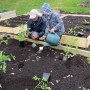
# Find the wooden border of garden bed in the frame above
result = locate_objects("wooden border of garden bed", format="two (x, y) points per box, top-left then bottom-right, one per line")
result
(0, 10), (16, 21)
(60, 14), (90, 48)
(0, 25), (27, 34)
(60, 35), (90, 48)
(9, 35), (90, 57)
(0, 14), (90, 48)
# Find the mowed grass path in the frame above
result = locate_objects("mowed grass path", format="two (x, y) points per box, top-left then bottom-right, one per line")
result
(0, 0), (90, 15)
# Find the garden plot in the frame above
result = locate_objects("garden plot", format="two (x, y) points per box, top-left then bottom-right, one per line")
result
(0, 39), (90, 90)
(0, 15), (29, 34)
(61, 15), (90, 48)
(0, 14), (90, 48)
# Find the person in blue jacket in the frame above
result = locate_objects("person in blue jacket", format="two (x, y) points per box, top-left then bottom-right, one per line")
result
(40, 3), (65, 40)
(27, 9), (46, 40)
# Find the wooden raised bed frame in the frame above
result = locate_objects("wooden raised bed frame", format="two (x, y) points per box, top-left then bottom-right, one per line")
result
(0, 25), (27, 34)
(0, 10), (16, 21)
(61, 35), (90, 48)
(0, 14), (90, 48)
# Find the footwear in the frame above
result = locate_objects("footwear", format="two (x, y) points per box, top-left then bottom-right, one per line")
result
(37, 46), (44, 53)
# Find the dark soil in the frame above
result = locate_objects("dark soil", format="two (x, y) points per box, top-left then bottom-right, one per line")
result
(0, 15), (29, 27)
(62, 16), (90, 37)
(0, 39), (90, 90)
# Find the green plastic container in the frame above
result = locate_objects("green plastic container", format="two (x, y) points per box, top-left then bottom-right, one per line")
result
(45, 33), (60, 46)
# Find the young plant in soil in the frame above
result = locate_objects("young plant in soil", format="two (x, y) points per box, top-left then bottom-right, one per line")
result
(68, 26), (86, 37)
(68, 28), (77, 36)
(63, 38), (78, 61)
(4, 20), (10, 25)
(18, 24), (26, 47)
(83, 87), (87, 90)
(86, 54), (90, 64)
(32, 75), (51, 90)
(0, 52), (16, 73)
(0, 35), (10, 45)
(82, 19), (90, 25)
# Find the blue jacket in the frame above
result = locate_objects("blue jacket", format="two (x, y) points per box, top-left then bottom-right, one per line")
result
(27, 16), (46, 37)
(41, 3), (65, 36)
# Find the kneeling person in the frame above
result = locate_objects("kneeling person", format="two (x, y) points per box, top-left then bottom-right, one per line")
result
(27, 9), (46, 40)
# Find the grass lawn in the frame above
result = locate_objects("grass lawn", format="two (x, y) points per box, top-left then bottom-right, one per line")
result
(0, 0), (90, 15)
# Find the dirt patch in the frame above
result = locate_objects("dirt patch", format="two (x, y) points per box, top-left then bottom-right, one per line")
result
(0, 39), (90, 90)
(0, 15), (29, 27)
(62, 16), (90, 38)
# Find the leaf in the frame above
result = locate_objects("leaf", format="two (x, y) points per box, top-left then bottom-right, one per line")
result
(83, 87), (87, 90)
(46, 87), (51, 90)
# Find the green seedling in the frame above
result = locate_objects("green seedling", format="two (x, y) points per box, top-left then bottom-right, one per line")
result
(68, 28), (77, 36)
(82, 19), (90, 25)
(4, 20), (10, 25)
(74, 26), (84, 30)
(83, 87), (87, 90)
(0, 35), (10, 45)
(63, 38), (78, 61)
(18, 31), (25, 41)
(18, 24), (26, 41)
(86, 54), (90, 64)
(0, 52), (16, 73)
(32, 75), (51, 90)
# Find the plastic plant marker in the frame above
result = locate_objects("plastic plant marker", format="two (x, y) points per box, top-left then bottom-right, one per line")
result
(31, 43), (37, 48)
(62, 56), (68, 62)
(77, 32), (84, 37)
(42, 73), (51, 82)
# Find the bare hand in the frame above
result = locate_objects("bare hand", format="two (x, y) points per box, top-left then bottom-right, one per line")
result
(50, 28), (55, 33)
(39, 35), (46, 40)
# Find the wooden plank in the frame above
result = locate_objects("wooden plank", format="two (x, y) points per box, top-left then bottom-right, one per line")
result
(60, 14), (90, 17)
(87, 35), (90, 46)
(0, 25), (27, 34)
(0, 10), (16, 21)
(61, 35), (89, 48)
(10, 35), (90, 57)
(0, 26), (19, 34)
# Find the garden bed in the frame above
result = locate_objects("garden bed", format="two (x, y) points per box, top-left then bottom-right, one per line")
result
(0, 39), (90, 90)
(61, 15), (90, 48)
(0, 14), (90, 48)
(0, 15), (29, 34)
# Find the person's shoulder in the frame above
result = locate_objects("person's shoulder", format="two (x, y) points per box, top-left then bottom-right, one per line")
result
(28, 18), (31, 22)
(52, 12), (60, 17)
(27, 18), (32, 24)
(41, 16), (47, 22)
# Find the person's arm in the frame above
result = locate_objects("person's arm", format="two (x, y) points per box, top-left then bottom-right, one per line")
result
(26, 20), (32, 37)
(38, 18), (46, 37)
(53, 14), (64, 32)
(27, 19), (32, 31)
